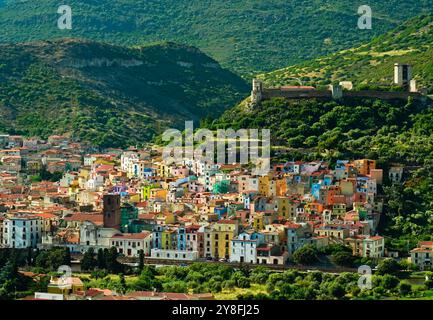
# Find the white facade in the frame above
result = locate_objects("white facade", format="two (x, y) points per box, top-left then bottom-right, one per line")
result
(2, 216), (43, 248)
(367, 179), (377, 195)
(83, 155), (97, 166)
(85, 175), (104, 190)
(185, 231), (199, 252)
(248, 177), (259, 192)
(230, 233), (257, 264)
(120, 152), (139, 173)
(110, 232), (152, 257)
(151, 248), (198, 261)
(79, 221), (118, 251)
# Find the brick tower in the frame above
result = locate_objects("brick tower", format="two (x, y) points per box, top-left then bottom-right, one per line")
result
(103, 194), (121, 230)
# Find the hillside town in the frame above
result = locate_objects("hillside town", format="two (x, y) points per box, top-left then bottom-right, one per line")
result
(0, 133), (393, 263)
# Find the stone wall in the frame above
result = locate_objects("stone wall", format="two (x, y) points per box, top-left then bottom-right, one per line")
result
(262, 89), (331, 100)
(259, 89), (426, 102)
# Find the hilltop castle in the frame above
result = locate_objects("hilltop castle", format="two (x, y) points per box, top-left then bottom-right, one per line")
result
(251, 63), (424, 107)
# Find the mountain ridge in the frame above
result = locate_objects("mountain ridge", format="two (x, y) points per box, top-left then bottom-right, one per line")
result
(260, 14), (433, 93)
(209, 14), (433, 165)
(1, 0), (433, 76)
(0, 38), (249, 147)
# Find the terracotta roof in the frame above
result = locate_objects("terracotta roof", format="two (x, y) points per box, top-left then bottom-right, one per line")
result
(63, 213), (103, 224)
(138, 214), (155, 220)
(411, 247), (433, 253)
(100, 296), (136, 300)
(217, 220), (237, 224)
(111, 232), (151, 240)
(34, 213), (57, 219)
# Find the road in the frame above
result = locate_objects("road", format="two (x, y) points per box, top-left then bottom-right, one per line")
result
(139, 257), (358, 274)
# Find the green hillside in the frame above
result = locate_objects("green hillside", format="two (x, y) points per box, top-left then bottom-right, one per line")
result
(210, 95), (433, 245)
(1, 0), (433, 76)
(260, 14), (433, 92)
(210, 15), (433, 162)
(0, 38), (248, 147)
(211, 97), (432, 164)
(208, 15), (433, 245)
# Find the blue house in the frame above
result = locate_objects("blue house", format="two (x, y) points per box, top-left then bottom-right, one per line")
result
(152, 225), (165, 249)
(214, 206), (228, 219)
(177, 227), (187, 251)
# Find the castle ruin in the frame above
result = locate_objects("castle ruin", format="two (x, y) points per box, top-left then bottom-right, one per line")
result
(250, 63), (424, 107)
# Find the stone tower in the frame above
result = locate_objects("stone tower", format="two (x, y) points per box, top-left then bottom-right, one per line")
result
(251, 79), (263, 105)
(103, 193), (121, 230)
(394, 63), (412, 87)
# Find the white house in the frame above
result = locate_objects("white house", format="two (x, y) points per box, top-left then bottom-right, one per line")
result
(83, 155), (97, 166)
(2, 215), (43, 248)
(230, 232), (257, 264)
(150, 248), (198, 261)
(120, 151), (139, 173)
(110, 232), (152, 257)
(78, 221), (118, 252)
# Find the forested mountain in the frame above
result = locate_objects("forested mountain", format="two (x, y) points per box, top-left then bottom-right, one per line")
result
(209, 14), (433, 248)
(0, 0), (432, 76)
(0, 38), (248, 147)
(261, 14), (433, 93)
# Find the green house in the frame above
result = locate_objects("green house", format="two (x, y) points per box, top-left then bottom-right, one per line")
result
(120, 203), (138, 232)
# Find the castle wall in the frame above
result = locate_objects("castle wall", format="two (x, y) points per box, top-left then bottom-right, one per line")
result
(262, 89), (331, 100)
(259, 89), (424, 102)
(344, 90), (422, 100)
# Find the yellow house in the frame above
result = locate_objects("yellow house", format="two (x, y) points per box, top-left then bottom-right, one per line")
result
(333, 203), (347, 216)
(95, 158), (116, 166)
(141, 184), (158, 200)
(76, 190), (98, 207)
(274, 197), (291, 218)
(163, 212), (176, 224)
(339, 180), (354, 196)
(275, 178), (287, 196)
(47, 277), (85, 296)
(252, 212), (265, 231)
(316, 226), (350, 239)
(161, 228), (177, 249)
(273, 197), (299, 219)
(150, 188), (168, 200)
(258, 175), (270, 196)
(68, 180), (80, 196)
(77, 168), (90, 188)
(158, 163), (169, 177)
(129, 193), (141, 203)
(27, 160), (42, 172)
(353, 159), (376, 176)
(210, 220), (239, 259)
